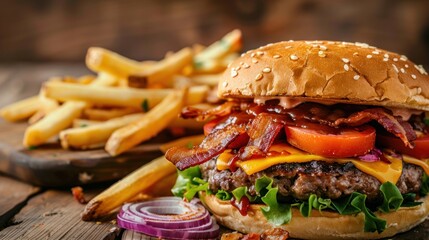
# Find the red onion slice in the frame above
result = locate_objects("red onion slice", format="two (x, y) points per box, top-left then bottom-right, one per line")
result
(117, 197), (219, 240)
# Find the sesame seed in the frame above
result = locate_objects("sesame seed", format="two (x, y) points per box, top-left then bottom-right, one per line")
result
(257, 51), (264, 56)
(266, 43), (274, 47)
(231, 70), (238, 78)
(262, 67), (272, 73)
(344, 64), (350, 71)
(251, 53), (256, 58)
(273, 55), (281, 59)
(255, 73), (263, 81)
(239, 62), (244, 66)
(320, 45), (327, 50)
(383, 58), (388, 62)
(290, 54), (298, 61)
(356, 42), (369, 48)
(227, 63), (232, 68)
(392, 64), (399, 73)
(240, 53), (245, 57)
(285, 46), (292, 49)
(243, 63), (250, 69)
(372, 51), (380, 55)
(342, 58), (350, 63)
(236, 66), (242, 71)
(318, 51), (326, 57)
(415, 65), (428, 75)
(384, 53), (389, 58)
(400, 55), (408, 61)
(288, 40), (294, 42)
(393, 58), (398, 62)
(405, 64), (409, 68)
(353, 75), (360, 80)
(353, 52), (359, 56)
(367, 55), (373, 59)
(400, 68), (405, 73)
(411, 74), (417, 79)
(222, 81), (228, 87)
(327, 41), (335, 45)
(252, 59), (258, 64)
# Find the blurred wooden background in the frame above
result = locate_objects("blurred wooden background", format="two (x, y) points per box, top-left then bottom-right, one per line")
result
(0, 0), (428, 65)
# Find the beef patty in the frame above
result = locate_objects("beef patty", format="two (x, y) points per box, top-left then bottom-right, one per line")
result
(201, 159), (423, 203)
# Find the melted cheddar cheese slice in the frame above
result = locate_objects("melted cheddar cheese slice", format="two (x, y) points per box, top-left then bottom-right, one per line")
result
(402, 155), (429, 175)
(216, 144), (406, 184)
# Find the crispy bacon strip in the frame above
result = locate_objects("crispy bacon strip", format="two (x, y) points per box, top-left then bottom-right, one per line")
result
(166, 124), (245, 170)
(181, 101), (241, 121)
(334, 108), (416, 147)
(247, 113), (285, 152)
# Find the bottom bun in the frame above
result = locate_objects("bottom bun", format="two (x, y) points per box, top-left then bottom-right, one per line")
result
(201, 193), (429, 239)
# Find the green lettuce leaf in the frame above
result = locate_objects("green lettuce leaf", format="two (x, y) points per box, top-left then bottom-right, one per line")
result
(379, 181), (403, 213)
(171, 166), (209, 201)
(255, 176), (292, 225)
(401, 193), (423, 207)
(299, 194), (334, 217)
(183, 177), (209, 201)
(215, 190), (232, 201)
(350, 194), (387, 233)
(255, 175), (274, 196)
(332, 192), (362, 215)
(231, 186), (257, 202)
(261, 187), (292, 226)
(231, 187), (247, 202)
(332, 192), (387, 233)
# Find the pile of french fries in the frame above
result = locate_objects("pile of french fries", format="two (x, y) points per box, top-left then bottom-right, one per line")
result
(0, 29), (242, 157)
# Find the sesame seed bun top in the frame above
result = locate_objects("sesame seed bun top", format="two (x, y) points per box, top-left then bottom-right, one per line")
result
(218, 41), (429, 111)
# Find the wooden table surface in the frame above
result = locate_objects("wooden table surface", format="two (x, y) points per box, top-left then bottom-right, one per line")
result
(0, 64), (428, 240)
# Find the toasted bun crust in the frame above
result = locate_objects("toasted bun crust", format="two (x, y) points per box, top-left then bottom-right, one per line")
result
(218, 41), (429, 111)
(202, 193), (429, 239)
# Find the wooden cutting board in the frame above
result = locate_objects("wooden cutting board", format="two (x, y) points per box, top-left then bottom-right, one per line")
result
(0, 121), (175, 187)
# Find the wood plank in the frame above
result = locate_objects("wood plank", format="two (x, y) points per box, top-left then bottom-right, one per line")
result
(0, 175), (39, 217)
(0, 188), (116, 239)
(0, 121), (170, 187)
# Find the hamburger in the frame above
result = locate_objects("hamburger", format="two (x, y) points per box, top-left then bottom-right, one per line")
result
(166, 40), (429, 239)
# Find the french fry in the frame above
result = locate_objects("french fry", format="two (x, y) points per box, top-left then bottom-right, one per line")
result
(159, 134), (205, 153)
(106, 90), (185, 156)
(190, 73), (222, 86)
(81, 156), (176, 221)
(60, 113), (145, 149)
(0, 96), (40, 122)
(39, 88), (59, 114)
(193, 29), (242, 72)
(23, 74), (118, 147)
(128, 47), (193, 87)
(43, 81), (208, 109)
(83, 107), (140, 121)
(86, 47), (150, 78)
(27, 82), (61, 125)
(28, 110), (45, 125)
(192, 59), (226, 74)
(24, 101), (86, 147)
(72, 119), (101, 128)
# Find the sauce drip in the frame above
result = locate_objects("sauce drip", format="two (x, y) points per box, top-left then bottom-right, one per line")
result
(230, 196), (250, 216)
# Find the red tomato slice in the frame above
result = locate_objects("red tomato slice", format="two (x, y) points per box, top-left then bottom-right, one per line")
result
(377, 133), (429, 159)
(285, 125), (376, 158)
